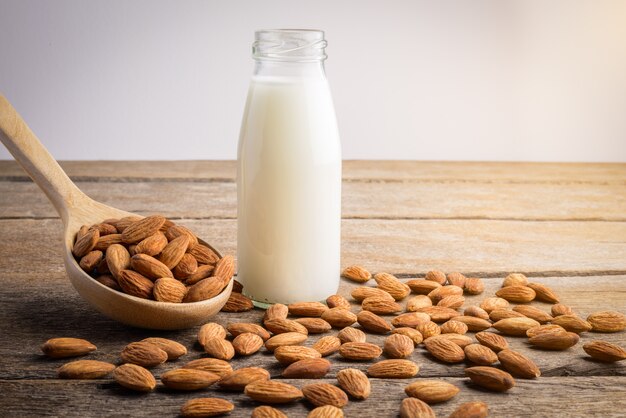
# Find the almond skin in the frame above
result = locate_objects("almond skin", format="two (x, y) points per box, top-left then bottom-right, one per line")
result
(312, 336), (342, 357)
(244, 380), (304, 404)
(180, 398), (234, 418)
(357, 310), (392, 334)
(583, 341), (626, 362)
(265, 332), (308, 352)
(288, 301), (329, 317)
(58, 360), (115, 379)
(337, 326), (367, 343)
(367, 359), (419, 378)
(221, 292), (254, 312)
(153, 277), (187, 303)
(497, 349), (541, 378)
(232, 332), (264, 356)
(341, 265), (372, 283)
(219, 367), (270, 391)
(282, 358), (331, 378)
(130, 253), (174, 279)
(113, 363), (156, 392)
(41, 338), (97, 358)
(465, 366), (515, 392)
(449, 401), (489, 418)
(183, 358), (232, 377)
(587, 311), (626, 332)
(529, 331), (580, 350)
(295, 318), (332, 334)
(251, 406), (288, 418)
(141, 337), (187, 360)
(161, 368), (220, 390)
(197, 323), (227, 347)
(274, 345), (322, 365)
(336, 368), (371, 400)
(400, 398), (436, 418)
(492, 317), (540, 336)
(227, 323), (271, 341)
(302, 383), (349, 408)
(475, 331), (509, 352)
(339, 342), (383, 360)
(383, 334), (415, 358)
(423, 337), (465, 363)
(374, 272), (411, 300)
(404, 380), (460, 404)
(121, 215), (166, 244)
(120, 341), (168, 368)
(464, 343), (498, 366)
(204, 338), (235, 360)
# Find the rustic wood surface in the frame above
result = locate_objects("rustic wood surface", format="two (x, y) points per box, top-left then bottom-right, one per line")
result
(0, 160), (625, 417)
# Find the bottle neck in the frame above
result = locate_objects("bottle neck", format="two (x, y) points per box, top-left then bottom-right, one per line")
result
(253, 60), (326, 80)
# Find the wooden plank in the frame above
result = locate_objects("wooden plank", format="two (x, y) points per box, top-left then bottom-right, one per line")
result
(1, 376), (625, 417)
(2, 179), (625, 221)
(2, 218), (625, 276)
(1, 160), (625, 183)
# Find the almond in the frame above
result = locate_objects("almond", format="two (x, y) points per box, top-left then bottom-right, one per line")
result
(495, 285), (536, 303)
(341, 265), (372, 283)
(551, 314), (593, 333)
(475, 331), (508, 352)
(502, 273), (528, 287)
(489, 308), (525, 322)
(414, 306), (460, 322)
(512, 305), (554, 323)
(336, 368), (370, 400)
(141, 337), (187, 360)
(326, 294), (351, 310)
(113, 216), (142, 233)
(244, 380), (304, 404)
(96, 258), (111, 275)
(188, 244), (220, 265)
(404, 380), (460, 404)
(184, 276), (228, 303)
(264, 318), (309, 335)
(221, 292), (254, 312)
(204, 338), (235, 360)
(463, 277), (485, 295)
(227, 323), (271, 341)
(440, 320), (468, 335)
(172, 253), (199, 279)
(158, 235), (190, 269)
(232, 332), (264, 356)
(447, 272), (467, 287)
(58, 360), (115, 379)
(454, 315), (492, 332)
(308, 406), (344, 418)
(302, 383), (348, 408)
(198, 323), (227, 347)
(357, 310), (392, 334)
(113, 363), (156, 392)
(93, 233), (124, 251)
(432, 333), (473, 348)
(465, 366), (515, 392)
(134, 232), (168, 256)
(368, 359), (419, 378)
(362, 296), (402, 314)
(428, 285), (463, 303)
(161, 368), (220, 390)
(392, 328), (424, 345)
(437, 295), (465, 309)
(526, 324), (567, 338)
(423, 337), (465, 363)
(130, 253), (173, 279)
(464, 306), (490, 320)
(400, 398), (435, 418)
(264, 303), (289, 321)
(72, 228), (99, 258)
(265, 332), (308, 352)
(351, 286), (395, 302)
(425, 270), (447, 285)
(213, 255), (235, 282)
(480, 297), (509, 313)
(312, 336), (342, 357)
(527, 282), (560, 303)
(384, 334), (415, 358)
(551, 303), (574, 317)
(117, 269), (154, 299)
(464, 343), (498, 366)
(232, 279), (243, 292)
(121, 215), (166, 244)
(219, 367), (270, 391)
(391, 312), (431, 328)
(183, 358), (232, 377)
(165, 225), (198, 249)
(374, 272), (411, 300)
(406, 295), (433, 311)
(274, 345), (321, 365)
(295, 318), (332, 334)
(288, 301), (329, 317)
(251, 406), (288, 418)
(337, 326), (367, 343)
(181, 398), (234, 417)
(41, 338), (97, 358)
(587, 311), (626, 332)
(120, 341), (167, 367)
(282, 358), (331, 378)
(105, 244), (130, 279)
(321, 308), (358, 328)
(583, 341), (626, 362)
(417, 321), (441, 339)
(449, 402), (489, 418)
(497, 349), (541, 378)
(528, 331), (580, 350)
(79, 250), (102, 272)
(493, 317), (540, 336)
(339, 342), (382, 360)
(153, 277), (187, 303)
(185, 264), (215, 285)
(76, 224), (90, 241)
(406, 279), (442, 295)
(95, 274), (120, 291)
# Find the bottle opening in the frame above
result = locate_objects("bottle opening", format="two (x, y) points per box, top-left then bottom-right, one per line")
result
(253, 29), (327, 62)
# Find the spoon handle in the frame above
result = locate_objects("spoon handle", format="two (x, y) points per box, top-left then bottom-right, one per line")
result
(0, 93), (86, 222)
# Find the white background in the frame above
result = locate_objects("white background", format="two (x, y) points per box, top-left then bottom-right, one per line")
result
(1, 0), (625, 162)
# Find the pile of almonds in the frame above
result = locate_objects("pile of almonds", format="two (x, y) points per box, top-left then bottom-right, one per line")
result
(41, 267), (626, 417)
(72, 215), (234, 303)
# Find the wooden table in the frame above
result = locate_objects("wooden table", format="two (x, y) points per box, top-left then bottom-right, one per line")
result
(0, 160), (625, 417)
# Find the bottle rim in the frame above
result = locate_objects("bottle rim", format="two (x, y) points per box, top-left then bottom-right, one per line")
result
(253, 29), (327, 62)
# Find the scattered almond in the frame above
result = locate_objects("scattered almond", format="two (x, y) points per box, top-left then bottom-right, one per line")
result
(227, 322), (271, 341)
(204, 338), (235, 360)
(295, 318), (332, 334)
(337, 368), (371, 400)
(288, 301), (329, 317)
(312, 336), (342, 357)
(512, 305), (554, 324)
(302, 383), (349, 408)
(221, 292), (254, 312)
(587, 311), (626, 333)
(368, 359), (419, 378)
(251, 406), (288, 418)
(425, 270), (447, 285)
(475, 331), (509, 352)
(282, 358), (331, 379)
(492, 317), (540, 336)
(465, 366), (515, 392)
(480, 297), (509, 313)
(392, 328), (424, 345)
(161, 368), (220, 390)
(448, 316), (491, 332)
(339, 342), (382, 361)
(404, 380), (460, 404)
(342, 265), (372, 283)
(264, 318), (309, 335)
(180, 398), (234, 417)
(308, 405), (344, 418)
(57, 360), (115, 379)
(463, 277), (485, 295)
(120, 341), (168, 368)
(338, 326), (367, 343)
(583, 341), (626, 362)
(41, 338), (97, 358)
(351, 286), (395, 302)
(113, 363), (156, 392)
(464, 343), (498, 366)
(423, 337), (465, 363)
(362, 296), (402, 314)
(374, 272), (411, 300)
(526, 324), (567, 338)
(526, 282), (559, 303)
(383, 334), (415, 358)
(232, 332), (264, 356)
(551, 303), (574, 317)
(400, 398), (435, 418)
(357, 310), (392, 334)
(321, 308), (358, 328)
(326, 294), (351, 310)
(406, 295), (433, 311)
(502, 273), (528, 287)
(497, 349), (541, 378)
(141, 337), (187, 360)
(464, 305), (490, 320)
(447, 272), (467, 287)
(528, 331), (580, 350)
(274, 345), (322, 365)
(449, 401), (489, 418)
(265, 332), (308, 352)
(219, 367), (270, 391)
(551, 314), (593, 333)
(406, 279), (442, 295)
(183, 358), (232, 377)
(391, 312), (431, 328)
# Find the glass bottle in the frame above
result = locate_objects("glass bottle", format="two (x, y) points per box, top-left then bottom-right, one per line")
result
(237, 29), (342, 306)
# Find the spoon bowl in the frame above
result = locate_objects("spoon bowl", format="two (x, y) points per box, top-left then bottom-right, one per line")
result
(0, 94), (232, 329)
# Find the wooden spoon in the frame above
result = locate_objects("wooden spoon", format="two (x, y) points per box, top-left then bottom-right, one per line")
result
(0, 94), (232, 329)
